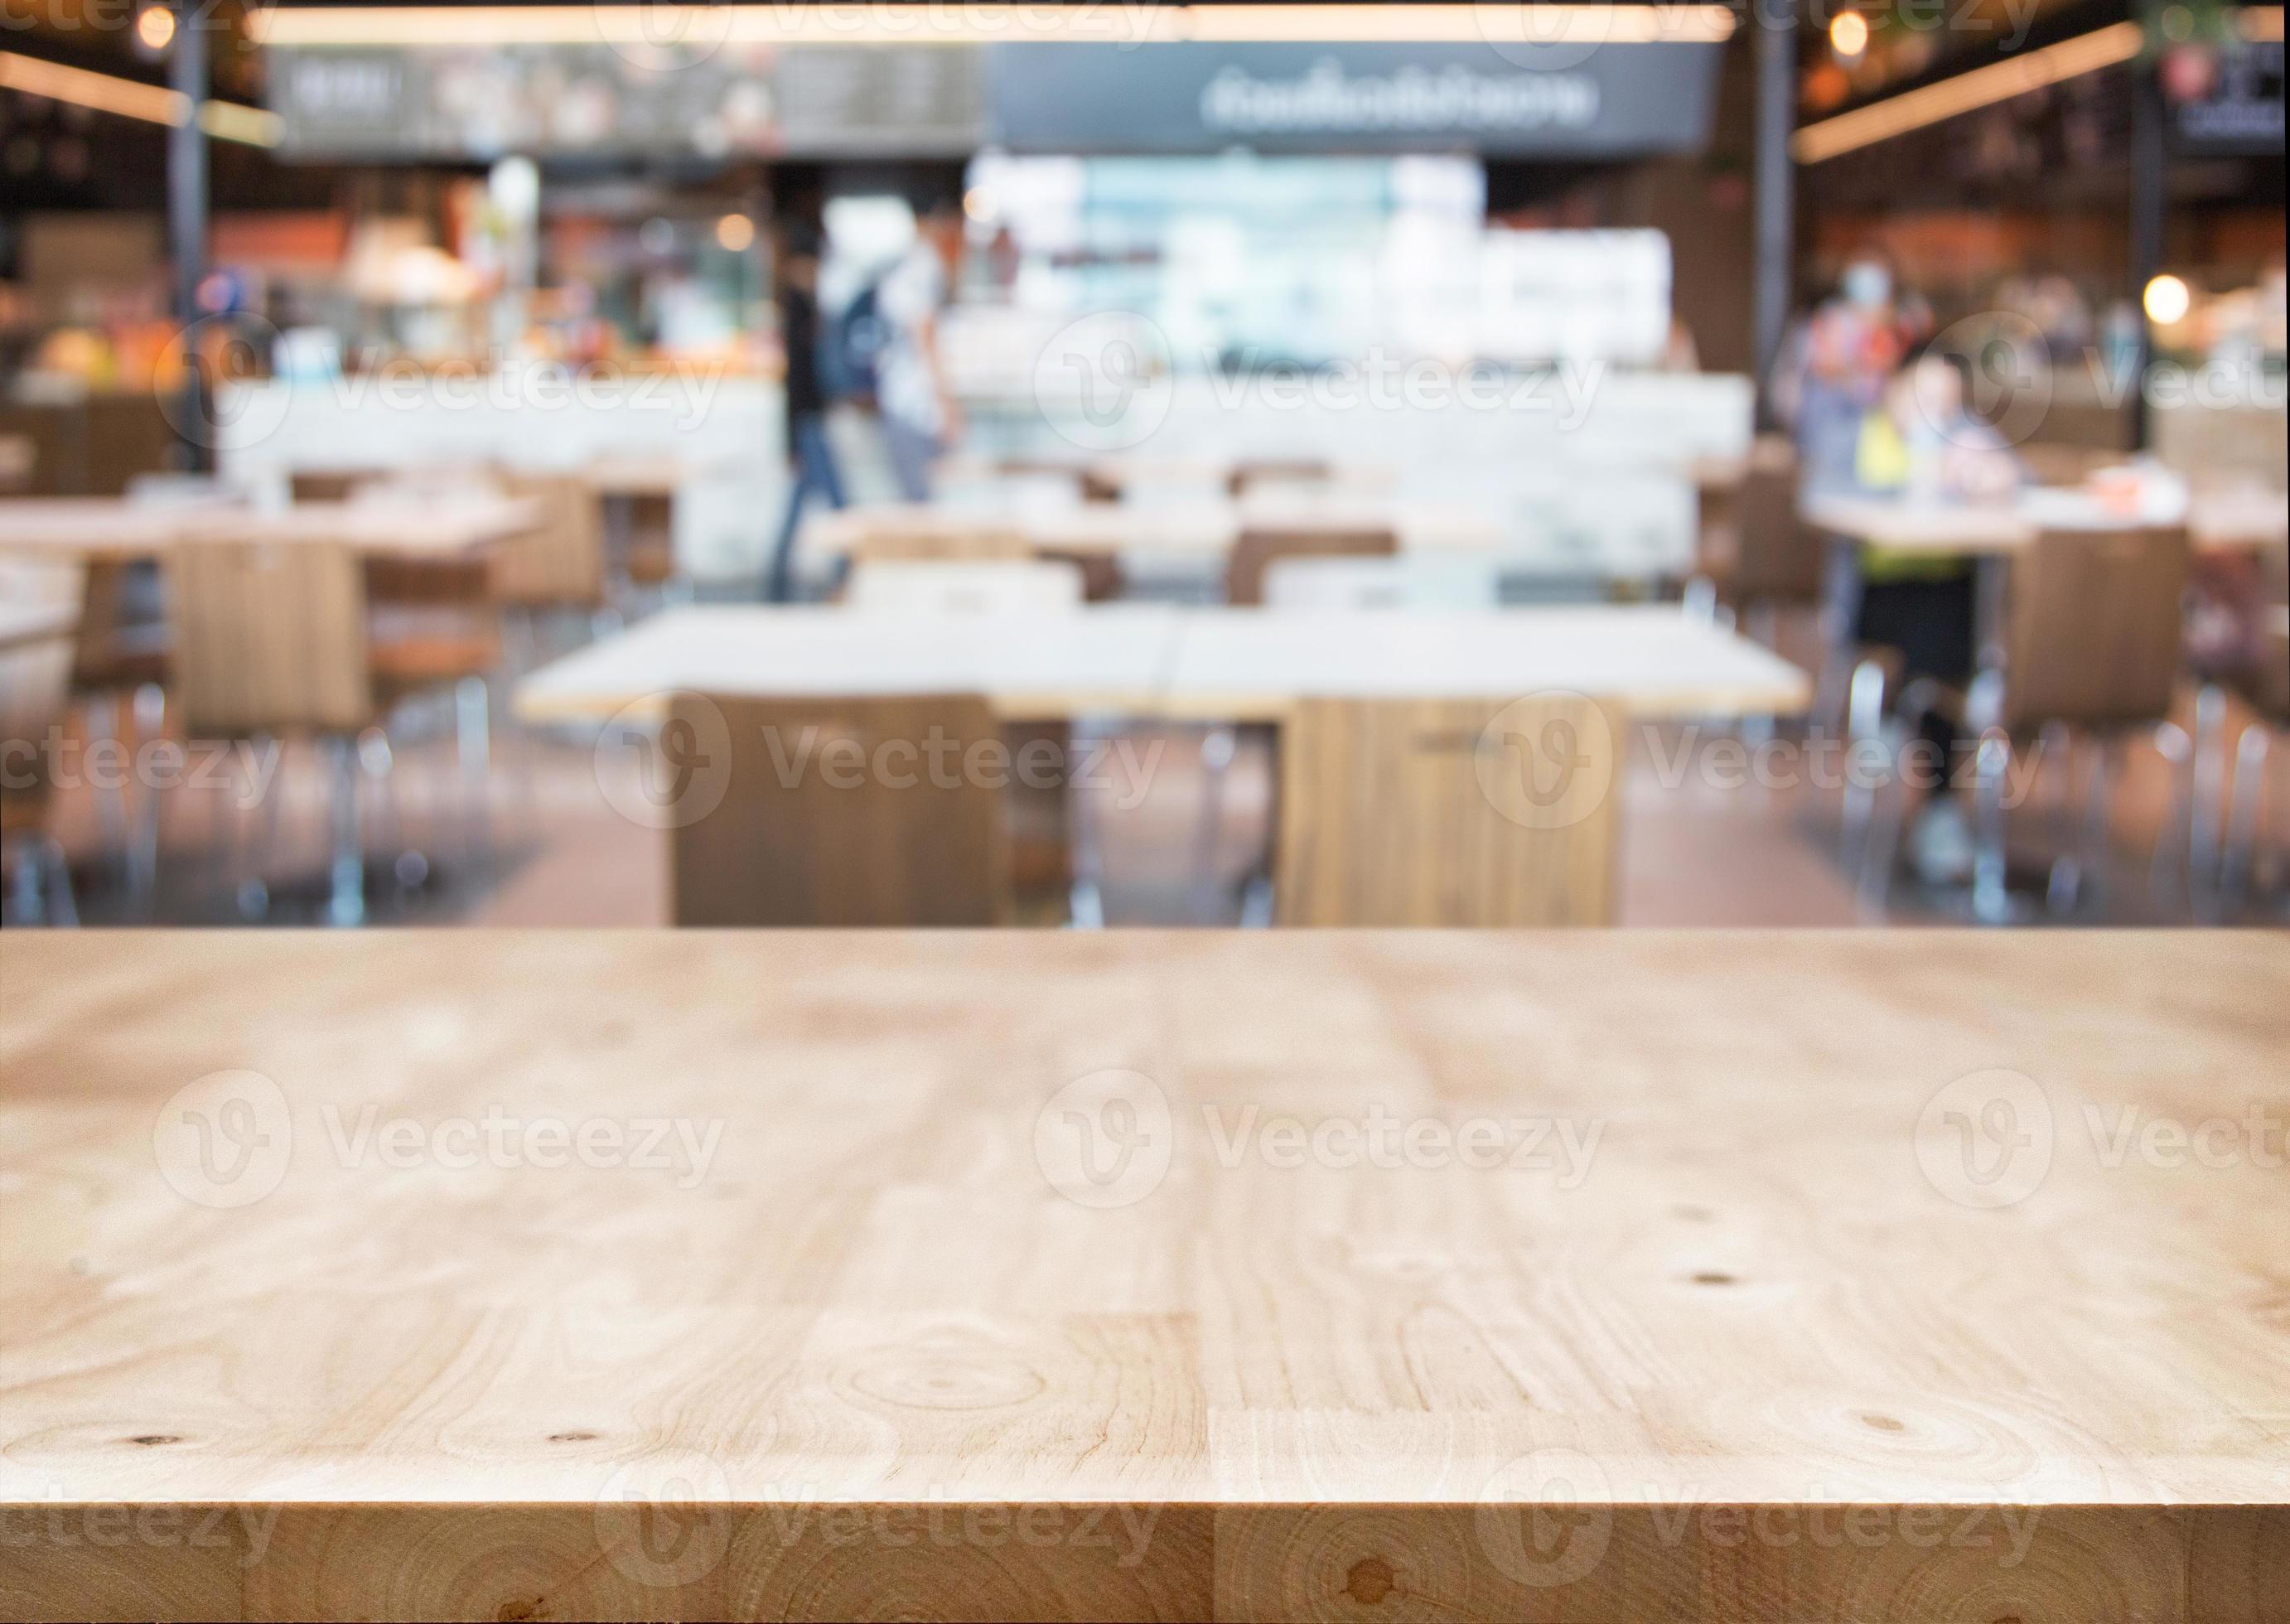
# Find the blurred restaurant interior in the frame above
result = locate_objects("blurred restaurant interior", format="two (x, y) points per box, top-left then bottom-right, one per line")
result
(5, 6), (2289, 1622)
(0, 0), (2283, 931)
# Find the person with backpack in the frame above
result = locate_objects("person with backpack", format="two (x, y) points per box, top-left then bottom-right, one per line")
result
(872, 191), (966, 502)
(765, 176), (846, 603)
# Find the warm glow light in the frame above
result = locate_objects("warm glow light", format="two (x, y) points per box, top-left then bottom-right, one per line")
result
(249, 3), (1736, 47)
(0, 51), (281, 145)
(2143, 273), (2192, 326)
(135, 4), (176, 51)
(1829, 11), (1868, 58)
(1794, 23), (2142, 163)
(714, 213), (756, 252)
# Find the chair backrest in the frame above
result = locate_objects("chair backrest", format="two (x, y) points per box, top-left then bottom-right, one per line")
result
(1228, 458), (1331, 499)
(2001, 525), (2189, 732)
(846, 559), (1086, 614)
(0, 559), (85, 785)
(1730, 442), (1823, 604)
(1227, 526), (1396, 607)
(1276, 694), (1621, 926)
(1263, 553), (1500, 611)
(669, 692), (1011, 926)
(168, 537), (372, 736)
(848, 521), (1033, 566)
(490, 471), (607, 608)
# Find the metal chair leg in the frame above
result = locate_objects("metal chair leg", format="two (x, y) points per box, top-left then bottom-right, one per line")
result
(1839, 657), (1888, 872)
(2149, 721), (2196, 919)
(456, 674), (495, 877)
(325, 733), (366, 928)
(1188, 724), (1237, 925)
(1971, 727), (2012, 925)
(2219, 723), (2272, 910)
(2189, 683), (2229, 911)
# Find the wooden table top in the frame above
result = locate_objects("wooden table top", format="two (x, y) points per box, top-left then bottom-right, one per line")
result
(511, 605), (1811, 727)
(1803, 489), (2288, 556)
(0, 496), (542, 562)
(3, 929), (2283, 1622)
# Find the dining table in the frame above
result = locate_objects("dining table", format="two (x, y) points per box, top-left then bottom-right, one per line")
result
(510, 604), (1814, 727)
(2, 926), (2283, 1622)
(0, 495), (545, 564)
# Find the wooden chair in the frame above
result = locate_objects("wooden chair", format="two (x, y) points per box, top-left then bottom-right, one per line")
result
(1226, 526), (1396, 607)
(486, 473), (606, 614)
(1228, 458), (1331, 499)
(845, 559), (1085, 614)
(847, 523), (1033, 567)
(1262, 553), (1500, 611)
(1959, 525), (2192, 920)
(669, 693), (1012, 926)
(1727, 440), (1824, 640)
(1274, 694), (1622, 926)
(1, 558), (86, 922)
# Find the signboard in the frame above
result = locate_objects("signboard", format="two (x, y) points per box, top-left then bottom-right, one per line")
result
(2175, 41), (2285, 154)
(986, 41), (1722, 157)
(268, 39), (1719, 161)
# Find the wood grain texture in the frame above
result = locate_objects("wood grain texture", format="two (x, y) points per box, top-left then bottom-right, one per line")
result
(1999, 526), (2189, 733)
(669, 693), (1012, 926)
(3, 930), (2284, 1622)
(167, 538), (372, 736)
(1275, 696), (1621, 926)
(0, 497), (540, 563)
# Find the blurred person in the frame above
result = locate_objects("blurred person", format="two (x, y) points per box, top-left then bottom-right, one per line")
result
(1853, 345), (2024, 887)
(1778, 251), (1930, 491)
(874, 192), (965, 502)
(766, 175), (846, 604)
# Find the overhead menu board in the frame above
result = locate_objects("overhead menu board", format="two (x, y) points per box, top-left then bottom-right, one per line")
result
(268, 40), (1720, 161)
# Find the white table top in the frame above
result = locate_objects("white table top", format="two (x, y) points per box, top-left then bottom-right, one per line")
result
(0, 496), (541, 561)
(0, 599), (77, 655)
(1804, 488), (2287, 555)
(1158, 607), (1812, 722)
(514, 605), (1811, 725)
(515, 605), (1185, 725)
